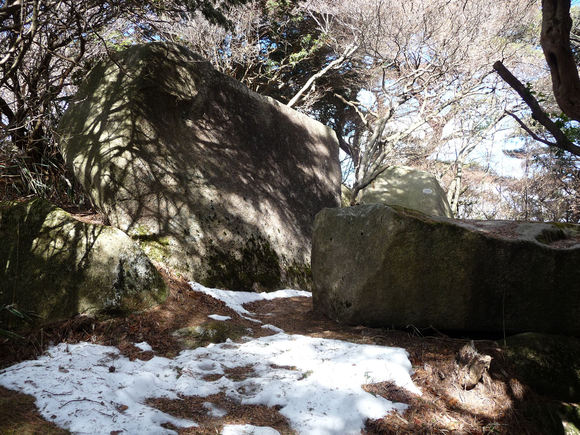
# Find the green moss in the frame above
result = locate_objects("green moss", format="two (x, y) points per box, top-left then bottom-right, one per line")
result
(284, 262), (312, 290)
(129, 225), (151, 237)
(172, 320), (247, 349)
(0, 199), (167, 331)
(536, 227), (568, 244)
(134, 236), (171, 263)
(554, 222), (580, 239)
(129, 225), (175, 264)
(0, 199), (79, 327)
(203, 234), (281, 291)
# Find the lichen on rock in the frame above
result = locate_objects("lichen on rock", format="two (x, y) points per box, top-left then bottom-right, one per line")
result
(0, 198), (167, 329)
(312, 204), (580, 335)
(58, 42), (341, 292)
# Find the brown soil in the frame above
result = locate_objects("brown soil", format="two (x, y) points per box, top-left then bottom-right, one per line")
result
(0, 269), (564, 434)
(0, 386), (68, 435)
(148, 393), (295, 434)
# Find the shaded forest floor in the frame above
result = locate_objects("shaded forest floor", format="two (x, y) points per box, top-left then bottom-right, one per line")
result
(0, 270), (576, 434)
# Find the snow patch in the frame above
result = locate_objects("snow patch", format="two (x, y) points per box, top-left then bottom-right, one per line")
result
(0, 342), (195, 434)
(261, 324), (284, 333)
(0, 333), (418, 434)
(222, 424), (280, 434)
(208, 314), (232, 321)
(134, 341), (153, 352)
(189, 282), (310, 320)
(203, 401), (227, 417)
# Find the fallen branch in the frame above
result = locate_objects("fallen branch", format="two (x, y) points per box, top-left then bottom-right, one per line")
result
(60, 397), (104, 408)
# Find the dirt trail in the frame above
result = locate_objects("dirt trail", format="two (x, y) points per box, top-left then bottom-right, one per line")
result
(0, 272), (560, 434)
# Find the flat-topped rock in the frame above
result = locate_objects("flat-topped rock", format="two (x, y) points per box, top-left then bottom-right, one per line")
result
(312, 204), (580, 335)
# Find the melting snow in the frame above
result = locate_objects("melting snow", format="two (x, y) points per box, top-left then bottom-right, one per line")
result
(261, 324), (284, 333)
(0, 286), (420, 434)
(134, 341), (153, 352)
(0, 334), (418, 434)
(222, 424), (281, 434)
(189, 282), (311, 319)
(208, 314), (232, 321)
(0, 342), (196, 434)
(203, 401), (227, 417)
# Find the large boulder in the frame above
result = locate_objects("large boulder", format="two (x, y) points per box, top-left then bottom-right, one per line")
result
(359, 166), (453, 218)
(0, 199), (167, 329)
(312, 204), (580, 335)
(58, 43), (340, 291)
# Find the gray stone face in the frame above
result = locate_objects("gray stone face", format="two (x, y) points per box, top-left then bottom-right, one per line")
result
(0, 199), (167, 329)
(58, 43), (340, 291)
(360, 166), (453, 218)
(312, 204), (580, 335)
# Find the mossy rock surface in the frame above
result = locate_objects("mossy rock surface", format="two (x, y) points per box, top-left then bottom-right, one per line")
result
(359, 166), (453, 217)
(503, 333), (580, 402)
(312, 204), (580, 335)
(58, 42), (341, 292)
(203, 234), (282, 292)
(0, 198), (167, 330)
(172, 320), (248, 349)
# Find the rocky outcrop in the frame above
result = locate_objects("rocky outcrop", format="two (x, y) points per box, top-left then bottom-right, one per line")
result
(312, 204), (580, 335)
(359, 166), (453, 217)
(0, 199), (166, 329)
(58, 43), (340, 291)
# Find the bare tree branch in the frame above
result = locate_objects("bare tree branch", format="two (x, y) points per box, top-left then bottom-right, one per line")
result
(503, 110), (557, 147)
(493, 60), (580, 156)
(287, 43), (358, 109)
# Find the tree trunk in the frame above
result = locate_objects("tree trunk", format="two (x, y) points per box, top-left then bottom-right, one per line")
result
(541, 0), (580, 122)
(447, 161), (463, 217)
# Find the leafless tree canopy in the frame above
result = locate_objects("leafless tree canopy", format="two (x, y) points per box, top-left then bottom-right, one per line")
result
(0, 0), (578, 221)
(0, 0), (248, 200)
